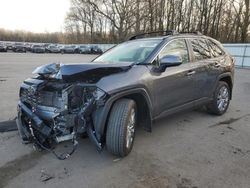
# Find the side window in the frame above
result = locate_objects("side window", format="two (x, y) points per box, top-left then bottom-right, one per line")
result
(158, 39), (189, 64)
(206, 39), (224, 58)
(190, 38), (211, 61)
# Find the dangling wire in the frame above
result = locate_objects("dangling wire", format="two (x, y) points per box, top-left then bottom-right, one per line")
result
(29, 119), (78, 160)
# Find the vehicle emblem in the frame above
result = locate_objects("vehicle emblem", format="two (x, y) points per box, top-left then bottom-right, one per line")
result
(28, 85), (36, 95)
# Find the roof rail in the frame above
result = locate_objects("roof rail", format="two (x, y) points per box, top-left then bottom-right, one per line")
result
(128, 30), (202, 40)
(128, 30), (178, 40)
(179, 31), (202, 35)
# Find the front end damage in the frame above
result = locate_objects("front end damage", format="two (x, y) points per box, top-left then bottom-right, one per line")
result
(16, 76), (107, 159)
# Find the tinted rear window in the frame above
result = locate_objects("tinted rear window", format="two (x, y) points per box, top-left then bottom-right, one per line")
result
(206, 39), (224, 57)
(190, 38), (211, 61)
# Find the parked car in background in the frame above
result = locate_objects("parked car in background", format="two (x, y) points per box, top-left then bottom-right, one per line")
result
(31, 44), (45, 53)
(25, 43), (33, 52)
(90, 45), (103, 54)
(5, 42), (14, 50)
(45, 44), (61, 53)
(79, 45), (91, 54)
(73, 45), (81, 53)
(12, 43), (26, 53)
(0, 43), (7, 52)
(60, 45), (76, 54)
(42, 43), (50, 50)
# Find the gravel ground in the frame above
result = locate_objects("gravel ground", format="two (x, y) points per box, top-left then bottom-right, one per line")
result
(0, 53), (250, 188)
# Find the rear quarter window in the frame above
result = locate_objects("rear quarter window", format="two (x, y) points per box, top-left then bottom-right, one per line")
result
(190, 38), (211, 61)
(206, 39), (225, 58)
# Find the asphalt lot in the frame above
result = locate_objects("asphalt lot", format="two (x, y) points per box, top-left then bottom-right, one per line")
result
(0, 53), (250, 188)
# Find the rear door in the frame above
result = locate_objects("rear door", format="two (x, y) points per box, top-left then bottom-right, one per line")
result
(187, 38), (214, 99)
(206, 39), (227, 90)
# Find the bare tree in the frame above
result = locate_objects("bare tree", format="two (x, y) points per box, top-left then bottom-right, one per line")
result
(1, 0), (249, 44)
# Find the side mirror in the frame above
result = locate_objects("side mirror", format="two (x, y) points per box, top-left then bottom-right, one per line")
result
(153, 55), (182, 72)
(160, 55), (182, 66)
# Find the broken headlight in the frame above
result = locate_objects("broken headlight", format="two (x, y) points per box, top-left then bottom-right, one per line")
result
(68, 85), (107, 112)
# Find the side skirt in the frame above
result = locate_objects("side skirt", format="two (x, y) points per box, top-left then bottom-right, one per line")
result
(153, 97), (212, 121)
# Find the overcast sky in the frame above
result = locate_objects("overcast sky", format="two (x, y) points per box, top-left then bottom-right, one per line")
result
(0, 0), (70, 33)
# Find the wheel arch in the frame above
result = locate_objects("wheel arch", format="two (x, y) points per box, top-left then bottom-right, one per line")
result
(218, 73), (233, 99)
(92, 88), (153, 142)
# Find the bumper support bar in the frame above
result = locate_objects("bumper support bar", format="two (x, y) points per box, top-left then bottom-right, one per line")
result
(17, 101), (52, 137)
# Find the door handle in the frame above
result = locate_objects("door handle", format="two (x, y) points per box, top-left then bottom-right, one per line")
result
(186, 70), (196, 76)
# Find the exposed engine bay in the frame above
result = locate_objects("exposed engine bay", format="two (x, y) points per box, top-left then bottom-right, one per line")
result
(16, 62), (132, 159)
(16, 64), (110, 159)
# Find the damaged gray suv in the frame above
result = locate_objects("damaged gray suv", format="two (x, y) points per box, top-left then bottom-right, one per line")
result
(16, 31), (234, 159)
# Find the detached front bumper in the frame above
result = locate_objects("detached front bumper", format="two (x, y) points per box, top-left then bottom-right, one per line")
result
(16, 101), (52, 143)
(16, 101), (80, 160)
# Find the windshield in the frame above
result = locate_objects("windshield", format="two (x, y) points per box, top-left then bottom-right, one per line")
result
(93, 39), (161, 64)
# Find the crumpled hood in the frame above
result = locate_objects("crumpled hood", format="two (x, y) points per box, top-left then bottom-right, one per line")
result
(33, 62), (132, 83)
(33, 63), (60, 75)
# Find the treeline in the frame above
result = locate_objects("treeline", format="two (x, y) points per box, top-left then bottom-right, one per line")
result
(1, 0), (249, 44)
(65, 0), (250, 43)
(0, 29), (61, 43)
(0, 28), (109, 44)
(0, 28), (85, 44)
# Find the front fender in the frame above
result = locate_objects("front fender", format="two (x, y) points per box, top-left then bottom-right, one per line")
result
(92, 88), (153, 142)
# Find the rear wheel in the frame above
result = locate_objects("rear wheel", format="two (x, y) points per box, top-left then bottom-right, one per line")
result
(106, 99), (137, 157)
(207, 81), (230, 115)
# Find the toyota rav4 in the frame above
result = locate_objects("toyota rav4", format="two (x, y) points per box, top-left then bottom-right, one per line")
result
(16, 31), (234, 159)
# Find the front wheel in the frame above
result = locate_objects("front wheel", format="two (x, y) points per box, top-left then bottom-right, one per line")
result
(106, 99), (137, 157)
(207, 81), (231, 115)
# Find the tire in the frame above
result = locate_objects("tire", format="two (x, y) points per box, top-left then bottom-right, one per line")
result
(106, 99), (137, 157)
(207, 81), (230, 115)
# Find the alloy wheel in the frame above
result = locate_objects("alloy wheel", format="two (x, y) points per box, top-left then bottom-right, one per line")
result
(126, 108), (136, 149)
(217, 86), (229, 112)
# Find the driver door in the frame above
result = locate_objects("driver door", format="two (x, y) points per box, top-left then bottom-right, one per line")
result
(151, 39), (198, 116)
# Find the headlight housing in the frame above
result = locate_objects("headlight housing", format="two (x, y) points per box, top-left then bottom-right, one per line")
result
(68, 85), (107, 112)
